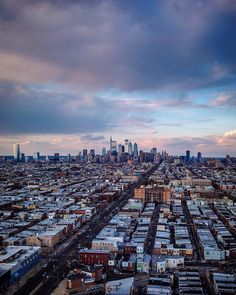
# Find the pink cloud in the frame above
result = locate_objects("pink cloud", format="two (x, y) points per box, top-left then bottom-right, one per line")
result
(1, 131), (236, 157)
(210, 93), (236, 107)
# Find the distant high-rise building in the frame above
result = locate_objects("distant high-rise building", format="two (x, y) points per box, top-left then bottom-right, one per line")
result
(54, 153), (59, 161)
(90, 149), (95, 158)
(118, 144), (123, 154)
(128, 142), (133, 155)
(151, 147), (157, 155)
(124, 139), (129, 153)
(110, 137), (117, 153)
(67, 154), (71, 162)
(117, 144), (123, 162)
(83, 149), (87, 157)
(76, 152), (81, 161)
(33, 152), (40, 160)
(197, 152), (202, 161)
(186, 150), (190, 162)
(133, 143), (138, 158)
(21, 153), (25, 163)
(139, 150), (145, 163)
(102, 147), (106, 156)
(13, 144), (21, 161)
(25, 156), (31, 162)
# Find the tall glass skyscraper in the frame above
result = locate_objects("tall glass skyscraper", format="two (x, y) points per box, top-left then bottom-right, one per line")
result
(13, 144), (20, 161)
(186, 150), (190, 162)
(133, 143), (138, 158)
(128, 142), (133, 155)
(124, 139), (129, 153)
(110, 137), (117, 153)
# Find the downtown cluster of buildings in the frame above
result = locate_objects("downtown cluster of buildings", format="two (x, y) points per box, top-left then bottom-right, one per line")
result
(7, 139), (163, 164)
(1, 139), (197, 165)
(1, 140), (208, 168)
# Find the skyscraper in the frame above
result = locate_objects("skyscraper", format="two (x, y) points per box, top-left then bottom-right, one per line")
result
(128, 142), (133, 155)
(33, 152), (40, 160)
(197, 152), (202, 162)
(186, 150), (190, 162)
(83, 149), (88, 162)
(117, 144), (123, 162)
(83, 149), (88, 157)
(124, 139), (129, 153)
(13, 144), (20, 161)
(90, 149), (95, 158)
(54, 153), (59, 161)
(133, 143), (138, 158)
(110, 137), (117, 153)
(110, 136), (112, 151)
(102, 147), (106, 156)
(151, 147), (157, 155)
(139, 150), (144, 163)
(118, 144), (123, 154)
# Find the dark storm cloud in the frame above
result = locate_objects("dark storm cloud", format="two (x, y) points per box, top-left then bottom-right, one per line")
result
(0, 0), (235, 90)
(0, 84), (112, 134)
(0, 0), (236, 141)
(0, 81), (233, 135)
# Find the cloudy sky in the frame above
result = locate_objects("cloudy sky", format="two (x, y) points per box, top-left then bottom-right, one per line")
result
(0, 0), (236, 156)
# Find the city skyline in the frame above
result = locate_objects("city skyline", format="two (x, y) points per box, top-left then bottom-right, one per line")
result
(0, 1), (236, 156)
(0, 139), (209, 160)
(0, 136), (234, 158)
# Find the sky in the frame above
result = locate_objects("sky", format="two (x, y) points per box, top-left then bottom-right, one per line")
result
(0, 0), (236, 157)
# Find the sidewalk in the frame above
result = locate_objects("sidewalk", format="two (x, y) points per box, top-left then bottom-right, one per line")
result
(51, 278), (68, 295)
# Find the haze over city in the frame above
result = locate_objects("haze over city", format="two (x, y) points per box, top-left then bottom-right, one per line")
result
(0, 0), (236, 156)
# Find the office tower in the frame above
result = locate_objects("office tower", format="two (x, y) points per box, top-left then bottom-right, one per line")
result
(124, 139), (129, 153)
(83, 149), (88, 157)
(76, 152), (81, 162)
(67, 154), (71, 162)
(186, 150), (190, 162)
(128, 142), (133, 155)
(117, 144), (123, 162)
(13, 144), (21, 161)
(90, 149), (95, 158)
(110, 137), (117, 153)
(102, 147), (106, 156)
(25, 156), (31, 162)
(133, 143), (138, 158)
(21, 153), (25, 162)
(151, 147), (157, 155)
(33, 152), (40, 160)
(112, 141), (117, 153)
(197, 152), (202, 162)
(154, 153), (161, 164)
(82, 149), (88, 162)
(54, 153), (59, 161)
(118, 144), (123, 154)
(139, 150), (145, 163)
